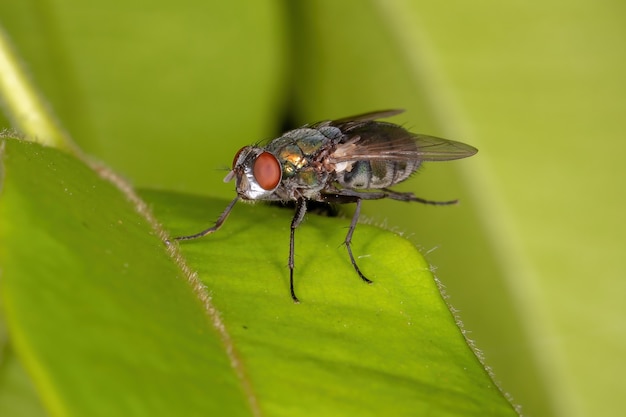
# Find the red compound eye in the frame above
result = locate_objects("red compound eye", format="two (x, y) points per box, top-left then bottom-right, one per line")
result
(253, 152), (281, 190)
(232, 147), (246, 169)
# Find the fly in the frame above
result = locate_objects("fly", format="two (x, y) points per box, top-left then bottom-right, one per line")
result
(171, 110), (477, 303)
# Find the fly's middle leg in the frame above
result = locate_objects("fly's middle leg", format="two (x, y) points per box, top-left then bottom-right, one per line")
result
(289, 198), (308, 303)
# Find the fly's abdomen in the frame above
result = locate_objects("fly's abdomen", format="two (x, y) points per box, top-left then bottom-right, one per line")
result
(337, 159), (419, 189)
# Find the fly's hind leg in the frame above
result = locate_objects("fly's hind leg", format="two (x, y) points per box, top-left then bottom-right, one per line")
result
(381, 188), (458, 205)
(323, 189), (458, 205)
(320, 188), (459, 287)
(344, 199), (372, 284)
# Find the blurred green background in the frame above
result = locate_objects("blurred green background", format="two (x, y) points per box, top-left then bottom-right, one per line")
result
(1, 1), (624, 416)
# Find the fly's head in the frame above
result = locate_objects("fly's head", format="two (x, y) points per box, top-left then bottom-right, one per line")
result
(224, 146), (282, 200)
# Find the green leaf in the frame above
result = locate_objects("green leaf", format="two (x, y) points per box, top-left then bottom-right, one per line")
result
(2, 1), (625, 416)
(0, 345), (46, 417)
(0, 137), (516, 415)
(0, 138), (252, 416)
(142, 190), (516, 416)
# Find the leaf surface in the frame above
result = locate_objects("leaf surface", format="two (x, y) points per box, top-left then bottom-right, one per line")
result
(144, 188), (517, 416)
(0, 138), (252, 416)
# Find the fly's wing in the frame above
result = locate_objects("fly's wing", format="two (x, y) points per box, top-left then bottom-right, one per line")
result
(306, 109), (404, 131)
(410, 133), (478, 161)
(328, 121), (477, 164)
(329, 109), (404, 126)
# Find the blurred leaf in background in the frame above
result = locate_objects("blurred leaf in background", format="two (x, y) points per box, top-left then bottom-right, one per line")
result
(0, 0), (625, 416)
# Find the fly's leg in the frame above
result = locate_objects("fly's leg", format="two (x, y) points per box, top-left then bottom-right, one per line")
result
(320, 189), (458, 288)
(167, 196), (239, 243)
(322, 189), (458, 205)
(344, 199), (372, 284)
(289, 198), (308, 303)
(381, 188), (458, 205)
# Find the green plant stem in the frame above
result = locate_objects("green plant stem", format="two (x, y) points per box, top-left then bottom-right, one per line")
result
(0, 25), (77, 153)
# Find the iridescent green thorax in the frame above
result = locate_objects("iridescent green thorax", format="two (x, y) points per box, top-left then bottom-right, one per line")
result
(266, 127), (341, 190)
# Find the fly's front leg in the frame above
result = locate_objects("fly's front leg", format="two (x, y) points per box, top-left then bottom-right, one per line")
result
(168, 196), (239, 243)
(289, 198), (308, 303)
(344, 199), (372, 284)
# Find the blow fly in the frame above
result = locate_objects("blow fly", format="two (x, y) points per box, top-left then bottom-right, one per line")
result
(172, 110), (477, 303)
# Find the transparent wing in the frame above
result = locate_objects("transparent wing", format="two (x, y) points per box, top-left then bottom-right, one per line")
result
(307, 109), (404, 131)
(344, 131), (479, 161)
(412, 134), (478, 161)
(329, 109), (404, 125)
(329, 121), (477, 163)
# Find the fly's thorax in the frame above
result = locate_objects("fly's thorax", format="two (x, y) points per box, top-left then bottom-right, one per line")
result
(335, 159), (420, 189)
(260, 127), (338, 194)
(227, 146), (282, 200)
(267, 127), (337, 177)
